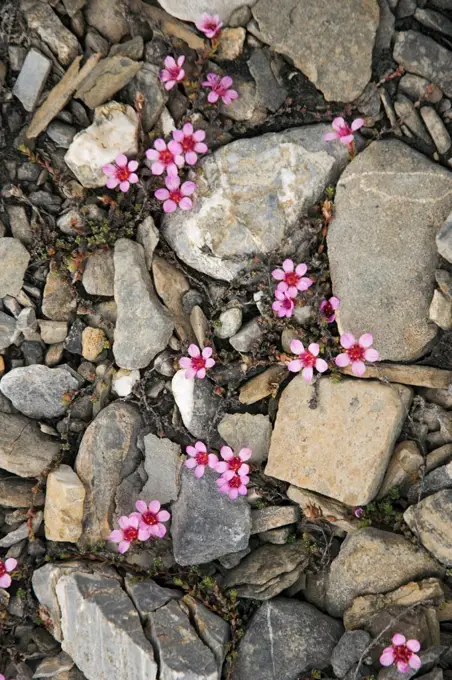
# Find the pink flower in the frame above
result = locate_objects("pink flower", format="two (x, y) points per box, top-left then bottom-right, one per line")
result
(172, 123), (208, 165)
(272, 259), (313, 296)
(215, 446), (252, 477)
(159, 55), (185, 91)
(380, 634), (421, 673)
(154, 174), (196, 213)
(272, 288), (296, 318)
(288, 339), (328, 382)
(196, 13), (222, 39)
(179, 344), (215, 379)
(185, 441), (219, 478)
(102, 154), (139, 192)
(324, 117), (364, 145)
(216, 470), (249, 500)
(146, 138), (184, 176)
(202, 73), (239, 105)
(320, 296), (340, 323)
(0, 558), (17, 589)
(335, 333), (379, 377)
(354, 507), (363, 518)
(108, 515), (149, 553)
(133, 500), (170, 539)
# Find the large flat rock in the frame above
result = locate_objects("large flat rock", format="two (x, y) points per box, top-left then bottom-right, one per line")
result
(74, 402), (143, 546)
(156, 0), (257, 22)
(171, 467), (251, 566)
(0, 412), (60, 478)
(328, 140), (452, 361)
(113, 239), (174, 369)
(162, 126), (349, 281)
(325, 528), (444, 617)
(404, 490), (452, 566)
(56, 571), (158, 680)
(265, 376), (412, 506)
(252, 0), (379, 102)
(232, 599), (343, 680)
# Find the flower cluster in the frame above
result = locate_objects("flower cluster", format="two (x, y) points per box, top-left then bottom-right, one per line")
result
(380, 634), (421, 673)
(185, 441), (251, 500)
(272, 259), (313, 318)
(179, 344), (215, 379)
(0, 557), (17, 589)
(287, 332), (378, 382)
(108, 500), (170, 553)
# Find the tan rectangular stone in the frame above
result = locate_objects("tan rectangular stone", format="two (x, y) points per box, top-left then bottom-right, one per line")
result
(340, 362), (452, 388)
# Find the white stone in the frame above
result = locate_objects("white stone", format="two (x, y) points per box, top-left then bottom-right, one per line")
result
(112, 369), (140, 396)
(156, 0), (257, 23)
(65, 101), (138, 188)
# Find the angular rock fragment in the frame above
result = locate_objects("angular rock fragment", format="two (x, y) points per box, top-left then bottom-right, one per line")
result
(0, 412), (60, 478)
(26, 4), (80, 66)
(140, 433), (182, 505)
(404, 490), (452, 566)
(75, 56), (142, 109)
(0, 238), (30, 298)
(44, 465), (85, 543)
(12, 48), (51, 112)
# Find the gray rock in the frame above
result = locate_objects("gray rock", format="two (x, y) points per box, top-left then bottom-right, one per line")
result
(247, 49), (287, 113)
(82, 249), (115, 296)
(114, 239), (174, 369)
(136, 216), (159, 269)
(62, 0), (87, 17)
(140, 433), (182, 505)
(85, 0), (129, 43)
(325, 528), (444, 617)
(420, 107), (451, 154)
(0, 472), (44, 507)
(374, 0), (395, 62)
(218, 412), (271, 464)
(75, 56), (142, 109)
(156, 0), (256, 22)
(398, 73), (442, 103)
(218, 547), (251, 569)
(252, 0), (379, 102)
(394, 94), (432, 145)
(171, 467), (251, 566)
(182, 595), (230, 667)
(404, 489), (452, 566)
(0, 511), (42, 547)
(229, 318), (263, 352)
(396, 0), (417, 16)
(33, 651), (74, 678)
(17, 163), (41, 182)
(0, 238), (30, 298)
(0, 366), (82, 419)
(147, 599), (218, 680)
(394, 31), (452, 98)
(414, 8), (452, 39)
(57, 209), (85, 236)
(29, 191), (62, 214)
(429, 289), (452, 329)
(12, 48), (51, 112)
(110, 37), (144, 61)
(231, 599), (343, 680)
(331, 630), (371, 678)
(417, 461), (452, 498)
(127, 63), (167, 132)
(223, 541), (310, 599)
(214, 308), (242, 339)
(251, 506), (299, 534)
(162, 126), (349, 281)
(39, 320), (68, 345)
(46, 121), (77, 149)
(0, 312), (17, 351)
(65, 101), (139, 189)
(171, 369), (222, 439)
(56, 571), (157, 679)
(0, 411), (59, 477)
(42, 270), (77, 321)
(25, 4), (80, 66)
(7, 205), (32, 246)
(124, 577), (181, 614)
(64, 318), (85, 355)
(437, 211), (452, 263)
(74, 402), (143, 546)
(328, 140), (452, 362)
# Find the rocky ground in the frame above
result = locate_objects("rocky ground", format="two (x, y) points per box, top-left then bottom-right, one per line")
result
(1, 0), (452, 679)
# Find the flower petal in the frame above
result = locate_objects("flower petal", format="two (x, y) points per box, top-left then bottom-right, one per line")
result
(364, 348), (379, 362)
(408, 654), (421, 670)
(0, 574), (12, 588)
(288, 359), (302, 373)
(102, 163), (116, 175)
(5, 558), (17, 572)
(202, 347), (213, 358)
(351, 360), (366, 377)
(118, 540), (130, 553)
(179, 357), (191, 368)
(151, 162), (165, 175)
(163, 199), (177, 213)
(196, 368), (206, 379)
(407, 640), (421, 653)
(135, 500), (147, 514)
(332, 116), (346, 131)
(335, 353), (350, 367)
(106, 177), (120, 189)
(115, 153), (128, 167)
(221, 446), (234, 461)
(149, 500), (161, 514)
(119, 181), (130, 192)
(340, 333), (355, 349)
(195, 441), (207, 452)
(379, 651), (395, 667)
(185, 457), (197, 468)
(359, 333), (374, 348)
(351, 118), (365, 131)
(146, 149), (159, 160)
(194, 465), (205, 478)
(330, 296), (341, 309)
(119, 515), (131, 529)
(272, 268), (285, 281)
(179, 197), (193, 211)
(188, 344), (200, 357)
(308, 343), (320, 357)
(185, 367), (197, 379)
(238, 463), (249, 476)
(302, 366), (314, 382)
(324, 132), (338, 141)
(208, 453), (219, 467)
(215, 461), (228, 473)
(108, 530), (123, 542)
(239, 448), (252, 461)
(340, 134), (354, 145)
(158, 510), (170, 522)
(154, 138), (167, 151)
(185, 151), (198, 165)
(290, 339), (304, 355)
(282, 259), (294, 273)
(315, 358), (328, 373)
(205, 358), (215, 368)
(164, 56), (176, 69)
(128, 160), (138, 172)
